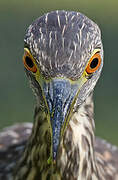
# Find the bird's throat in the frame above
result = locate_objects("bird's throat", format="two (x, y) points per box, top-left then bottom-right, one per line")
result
(14, 93), (100, 180)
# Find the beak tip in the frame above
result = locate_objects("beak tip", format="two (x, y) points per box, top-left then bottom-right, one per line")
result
(53, 149), (57, 160)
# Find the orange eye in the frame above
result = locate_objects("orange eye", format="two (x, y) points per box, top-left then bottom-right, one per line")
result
(23, 49), (37, 73)
(86, 53), (101, 74)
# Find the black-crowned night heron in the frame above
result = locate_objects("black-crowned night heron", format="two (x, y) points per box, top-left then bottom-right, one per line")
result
(0, 10), (118, 180)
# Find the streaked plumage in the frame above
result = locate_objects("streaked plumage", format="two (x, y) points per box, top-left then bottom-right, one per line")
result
(0, 10), (118, 180)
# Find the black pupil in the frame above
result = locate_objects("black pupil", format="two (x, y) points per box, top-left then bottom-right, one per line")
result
(90, 58), (98, 69)
(25, 56), (34, 68)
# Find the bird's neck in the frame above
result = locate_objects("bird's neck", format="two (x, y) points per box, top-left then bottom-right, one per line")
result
(57, 93), (100, 179)
(14, 93), (101, 180)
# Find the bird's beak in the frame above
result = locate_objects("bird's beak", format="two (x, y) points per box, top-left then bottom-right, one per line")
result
(42, 78), (86, 161)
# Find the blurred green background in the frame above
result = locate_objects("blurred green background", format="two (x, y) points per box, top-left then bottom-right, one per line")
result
(0, 0), (118, 146)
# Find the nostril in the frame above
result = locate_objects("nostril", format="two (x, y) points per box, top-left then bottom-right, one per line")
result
(63, 93), (71, 110)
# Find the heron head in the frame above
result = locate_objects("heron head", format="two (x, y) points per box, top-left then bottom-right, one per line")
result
(22, 11), (103, 162)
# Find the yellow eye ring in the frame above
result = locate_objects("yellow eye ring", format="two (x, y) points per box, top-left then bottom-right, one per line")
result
(86, 53), (101, 74)
(23, 49), (37, 73)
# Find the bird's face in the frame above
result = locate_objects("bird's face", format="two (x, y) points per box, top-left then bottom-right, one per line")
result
(22, 11), (103, 162)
